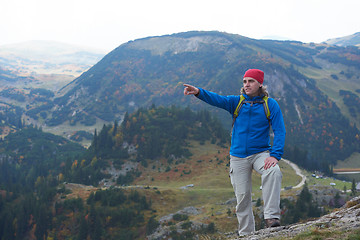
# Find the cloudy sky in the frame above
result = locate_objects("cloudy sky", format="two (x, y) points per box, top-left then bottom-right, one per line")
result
(1, 0), (359, 52)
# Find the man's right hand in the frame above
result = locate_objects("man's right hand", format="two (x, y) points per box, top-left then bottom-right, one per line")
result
(183, 84), (199, 96)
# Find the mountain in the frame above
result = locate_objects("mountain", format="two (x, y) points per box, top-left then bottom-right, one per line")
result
(34, 31), (360, 171)
(324, 32), (360, 47)
(0, 41), (106, 91)
(0, 66), (37, 89)
(0, 101), (24, 138)
(0, 41), (107, 132)
(0, 40), (105, 75)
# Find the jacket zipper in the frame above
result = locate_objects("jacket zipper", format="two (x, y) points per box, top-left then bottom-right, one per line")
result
(246, 102), (252, 156)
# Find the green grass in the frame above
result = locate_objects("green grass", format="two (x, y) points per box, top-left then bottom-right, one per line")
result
(135, 140), (309, 235)
(335, 152), (360, 169)
(333, 152), (360, 182)
(304, 172), (353, 192)
(131, 139), (358, 238)
(270, 226), (360, 240)
(42, 118), (110, 147)
(300, 63), (360, 130)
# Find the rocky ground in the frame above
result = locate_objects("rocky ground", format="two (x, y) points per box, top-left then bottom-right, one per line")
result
(226, 196), (360, 239)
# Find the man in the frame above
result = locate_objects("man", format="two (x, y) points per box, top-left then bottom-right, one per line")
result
(183, 69), (286, 236)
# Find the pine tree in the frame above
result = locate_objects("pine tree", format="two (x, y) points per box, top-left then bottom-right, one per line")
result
(298, 182), (311, 204)
(34, 203), (49, 240)
(113, 120), (118, 136)
(146, 216), (159, 235)
(17, 118), (23, 129)
(92, 129), (98, 153)
(77, 214), (88, 240)
(351, 179), (357, 196)
(256, 198), (262, 207)
(15, 205), (28, 240)
(2, 212), (15, 240)
(88, 203), (102, 240)
(334, 192), (343, 208)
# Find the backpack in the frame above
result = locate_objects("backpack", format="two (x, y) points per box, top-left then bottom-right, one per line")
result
(232, 95), (270, 128)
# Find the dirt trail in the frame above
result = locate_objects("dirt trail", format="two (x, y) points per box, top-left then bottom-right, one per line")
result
(282, 159), (306, 189)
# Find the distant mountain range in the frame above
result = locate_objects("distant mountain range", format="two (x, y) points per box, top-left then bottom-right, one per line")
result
(0, 41), (105, 90)
(324, 32), (360, 47)
(1, 31), (360, 168)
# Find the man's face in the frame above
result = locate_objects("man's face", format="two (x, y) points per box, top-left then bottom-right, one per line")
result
(243, 77), (262, 97)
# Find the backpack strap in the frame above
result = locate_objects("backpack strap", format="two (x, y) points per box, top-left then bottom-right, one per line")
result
(232, 95), (270, 128)
(262, 96), (270, 120)
(233, 95), (245, 120)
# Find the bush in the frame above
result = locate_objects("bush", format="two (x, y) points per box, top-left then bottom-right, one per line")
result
(205, 222), (216, 233)
(146, 216), (159, 235)
(173, 213), (188, 222)
(181, 221), (192, 229)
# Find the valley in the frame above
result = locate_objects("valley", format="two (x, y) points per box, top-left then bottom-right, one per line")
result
(0, 31), (360, 239)
(57, 139), (353, 239)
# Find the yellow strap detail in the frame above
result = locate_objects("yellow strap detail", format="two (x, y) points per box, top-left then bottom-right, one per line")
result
(263, 96), (270, 120)
(234, 95), (245, 118)
(234, 95), (270, 119)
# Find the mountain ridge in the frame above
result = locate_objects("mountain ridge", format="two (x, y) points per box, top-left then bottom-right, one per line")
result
(38, 31), (360, 173)
(324, 32), (360, 47)
(1, 31), (360, 172)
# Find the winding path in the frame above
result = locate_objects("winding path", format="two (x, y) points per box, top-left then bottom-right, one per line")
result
(281, 159), (306, 190)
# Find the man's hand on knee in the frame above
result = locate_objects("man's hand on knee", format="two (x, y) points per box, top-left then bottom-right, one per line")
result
(264, 156), (278, 170)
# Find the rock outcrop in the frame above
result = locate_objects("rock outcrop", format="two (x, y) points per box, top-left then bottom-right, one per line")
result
(229, 196), (360, 239)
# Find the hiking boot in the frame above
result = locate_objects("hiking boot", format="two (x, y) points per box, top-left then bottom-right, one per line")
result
(265, 218), (280, 228)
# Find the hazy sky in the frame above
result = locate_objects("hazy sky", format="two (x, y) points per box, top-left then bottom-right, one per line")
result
(1, 0), (359, 52)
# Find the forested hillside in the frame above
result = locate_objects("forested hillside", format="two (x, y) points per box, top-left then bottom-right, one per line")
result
(1, 105), (355, 239)
(0, 105), (230, 239)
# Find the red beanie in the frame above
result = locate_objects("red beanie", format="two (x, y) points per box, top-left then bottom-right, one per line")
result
(243, 69), (264, 84)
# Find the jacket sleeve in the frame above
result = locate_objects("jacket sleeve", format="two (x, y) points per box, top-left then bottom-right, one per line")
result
(268, 98), (286, 160)
(196, 88), (238, 114)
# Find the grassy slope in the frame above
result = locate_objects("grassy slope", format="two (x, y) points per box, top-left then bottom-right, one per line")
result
(300, 60), (360, 131)
(133, 140), (353, 234)
(300, 60), (360, 168)
(284, 229), (360, 240)
(335, 152), (360, 169)
(333, 152), (360, 181)
(42, 117), (109, 147)
(135, 141), (236, 231)
(60, 140), (355, 238)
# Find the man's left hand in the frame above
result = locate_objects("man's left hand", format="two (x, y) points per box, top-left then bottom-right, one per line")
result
(264, 156), (279, 170)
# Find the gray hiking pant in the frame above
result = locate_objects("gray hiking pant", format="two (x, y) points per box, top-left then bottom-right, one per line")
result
(229, 152), (282, 236)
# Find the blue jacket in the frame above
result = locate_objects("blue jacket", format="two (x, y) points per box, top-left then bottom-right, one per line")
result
(197, 88), (286, 160)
